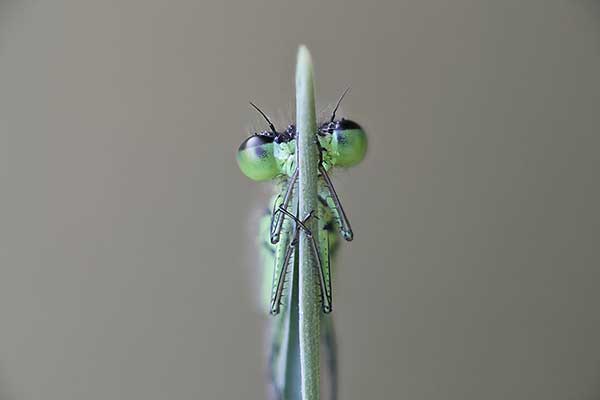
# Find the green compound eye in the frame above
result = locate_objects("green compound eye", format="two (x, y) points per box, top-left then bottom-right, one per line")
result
(329, 119), (367, 167)
(237, 134), (280, 181)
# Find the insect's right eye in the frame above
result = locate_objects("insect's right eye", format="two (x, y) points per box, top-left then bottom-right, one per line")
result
(236, 135), (280, 181)
(320, 119), (367, 168)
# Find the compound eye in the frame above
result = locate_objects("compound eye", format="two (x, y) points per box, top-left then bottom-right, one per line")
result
(331, 119), (367, 167)
(236, 135), (279, 181)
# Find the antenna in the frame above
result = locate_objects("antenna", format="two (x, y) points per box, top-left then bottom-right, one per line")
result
(330, 87), (350, 122)
(249, 102), (277, 134)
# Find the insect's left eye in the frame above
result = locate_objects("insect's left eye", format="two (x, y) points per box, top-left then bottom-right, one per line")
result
(321, 119), (367, 167)
(236, 134), (280, 181)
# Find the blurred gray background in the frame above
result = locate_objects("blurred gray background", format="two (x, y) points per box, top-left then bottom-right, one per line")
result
(1, 1), (600, 399)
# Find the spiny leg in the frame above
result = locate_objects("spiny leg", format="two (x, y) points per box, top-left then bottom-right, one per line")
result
(270, 227), (298, 315)
(318, 164), (354, 241)
(317, 222), (332, 314)
(308, 229), (332, 313)
(270, 169), (298, 244)
(276, 206), (332, 313)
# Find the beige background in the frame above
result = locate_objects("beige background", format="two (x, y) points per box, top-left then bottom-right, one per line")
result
(1, 1), (600, 399)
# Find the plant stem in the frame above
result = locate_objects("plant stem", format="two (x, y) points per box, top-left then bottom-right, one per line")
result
(295, 45), (320, 400)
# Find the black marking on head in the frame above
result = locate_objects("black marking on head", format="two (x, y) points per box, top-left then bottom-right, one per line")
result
(274, 124), (297, 143)
(286, 124), (297, 139)
(318, 121), (334, 135)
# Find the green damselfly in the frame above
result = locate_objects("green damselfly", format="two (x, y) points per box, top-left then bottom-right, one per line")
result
(236, 90), (367, 399)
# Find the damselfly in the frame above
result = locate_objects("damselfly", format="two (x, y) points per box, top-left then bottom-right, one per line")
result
(236, 90), (367, 399)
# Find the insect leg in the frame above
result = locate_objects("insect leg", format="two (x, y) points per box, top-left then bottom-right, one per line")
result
(281, 209), (332, 313)
(307, 228), (332, 313)
(319, 164), (354, 241)
(270, 224), (300, 315)
(270, 169), (299, 244)
(275, 205), (313, 233)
